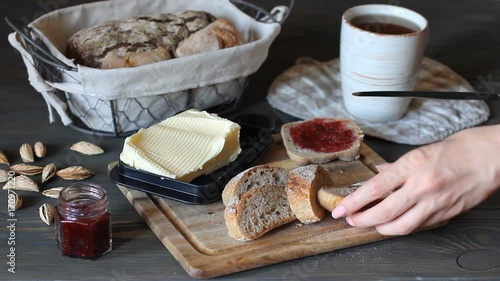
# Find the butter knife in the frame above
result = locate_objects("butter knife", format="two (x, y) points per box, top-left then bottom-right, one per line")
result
(352, 91), (500, 101)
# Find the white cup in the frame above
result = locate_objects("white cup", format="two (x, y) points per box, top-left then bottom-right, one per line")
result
(340, 4), (429, 122)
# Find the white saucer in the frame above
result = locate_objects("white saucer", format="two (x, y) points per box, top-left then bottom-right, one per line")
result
(267, 57), (490, 145)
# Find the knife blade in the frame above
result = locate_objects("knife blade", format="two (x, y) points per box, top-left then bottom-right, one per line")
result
(352, 91), (500, 101)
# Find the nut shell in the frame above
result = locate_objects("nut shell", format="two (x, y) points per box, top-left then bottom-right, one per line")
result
(57, 166), (94, 180)
(10, 163), (44, 176)
(41, 163), (57, 183)
(70, 141), (104, 155)
(39, 203), (55, 225)
(0, 169), (10, 183)
(42, 187), (64, 199)
(0, 150), (9, 165)
(20, 143), (34, 163)
(8, 191), (22, 210)
(3, 175), (39, 192)
(34, 142), (47, 158)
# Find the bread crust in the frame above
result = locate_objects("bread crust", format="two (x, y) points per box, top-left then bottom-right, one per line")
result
(224, 193), (249, 241)
(281, 118), (364, 164)
(286, 165), (334, 224)
(221, 165), (288, 206)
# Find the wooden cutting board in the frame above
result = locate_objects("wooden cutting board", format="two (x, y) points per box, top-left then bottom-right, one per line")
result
(115, 138), (389, 279)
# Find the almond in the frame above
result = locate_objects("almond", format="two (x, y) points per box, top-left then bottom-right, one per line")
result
(0, 150), (9, 165)
(0, 169), (10, 183)
(8, 191), (22, 210)
(10, 163), (44, 176)
(34, 142), (46, 158)
(41, 163), (57, 183)
(57, 166), (94, 180)
(70, 141), (104, 155)
(39, 203), (55, 225)
(20, 143), (34, 163)
(42, 187), (64, 199)
(3, 175), (39, 192)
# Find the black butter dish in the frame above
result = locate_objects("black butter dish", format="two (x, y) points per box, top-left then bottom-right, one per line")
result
(109, 124), (274, 204)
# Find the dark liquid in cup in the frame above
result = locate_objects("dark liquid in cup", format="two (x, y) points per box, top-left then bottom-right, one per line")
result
(351, 15), (420, 35)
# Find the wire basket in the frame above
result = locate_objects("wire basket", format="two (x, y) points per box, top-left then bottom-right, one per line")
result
(7, 0), (294, 137)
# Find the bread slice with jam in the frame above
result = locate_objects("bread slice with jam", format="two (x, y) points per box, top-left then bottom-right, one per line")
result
(281, 118), (364, 164)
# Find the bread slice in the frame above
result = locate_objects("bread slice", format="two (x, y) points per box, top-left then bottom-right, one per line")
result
(221, 165), (288, 206)
(281, 118), (364, 164)
(286, 164), (335, 224)
(317, 182), (364, 212)
(224, 184), (296, 241)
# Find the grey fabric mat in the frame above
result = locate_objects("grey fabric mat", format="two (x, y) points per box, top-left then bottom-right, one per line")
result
(267, 57), (490, 145)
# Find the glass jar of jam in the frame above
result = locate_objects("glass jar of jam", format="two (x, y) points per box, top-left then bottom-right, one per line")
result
(55, 183), (112, 260)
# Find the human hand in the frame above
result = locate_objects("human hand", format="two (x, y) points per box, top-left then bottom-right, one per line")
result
(331, 124), (500, 235)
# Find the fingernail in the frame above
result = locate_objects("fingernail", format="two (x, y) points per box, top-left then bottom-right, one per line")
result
(331, 206), (346, 219)
(346, 216), (355, 226)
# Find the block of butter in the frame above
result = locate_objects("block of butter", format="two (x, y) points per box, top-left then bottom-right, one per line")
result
(120, 109), (241, 182)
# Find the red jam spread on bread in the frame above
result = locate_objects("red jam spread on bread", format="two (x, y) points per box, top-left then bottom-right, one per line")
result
(289, 119), (356, 153)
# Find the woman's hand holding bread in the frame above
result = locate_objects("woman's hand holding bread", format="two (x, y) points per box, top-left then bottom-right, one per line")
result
(332, 124), (500, 236)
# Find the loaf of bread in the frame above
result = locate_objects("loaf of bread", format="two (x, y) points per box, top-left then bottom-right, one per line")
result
(281, 118), (364, 164)
(286, 165), (334, 224)
(67, 11), (216, 68)
(221, 165), (288, 206)
(175, 19), (240, 57)
(224, 184), (296, 241)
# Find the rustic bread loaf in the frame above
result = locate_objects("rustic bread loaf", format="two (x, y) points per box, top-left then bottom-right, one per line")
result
(224, 184), (296, 241)
(221, 165), (288, 206)
(286, 164), (334, 224)
(175, 19), (240, 57)
(67, 11), (216, 68)
(281, 118), (364, 164)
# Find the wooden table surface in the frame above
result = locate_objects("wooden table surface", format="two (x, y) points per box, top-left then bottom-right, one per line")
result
(1, 0), (500, 280)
